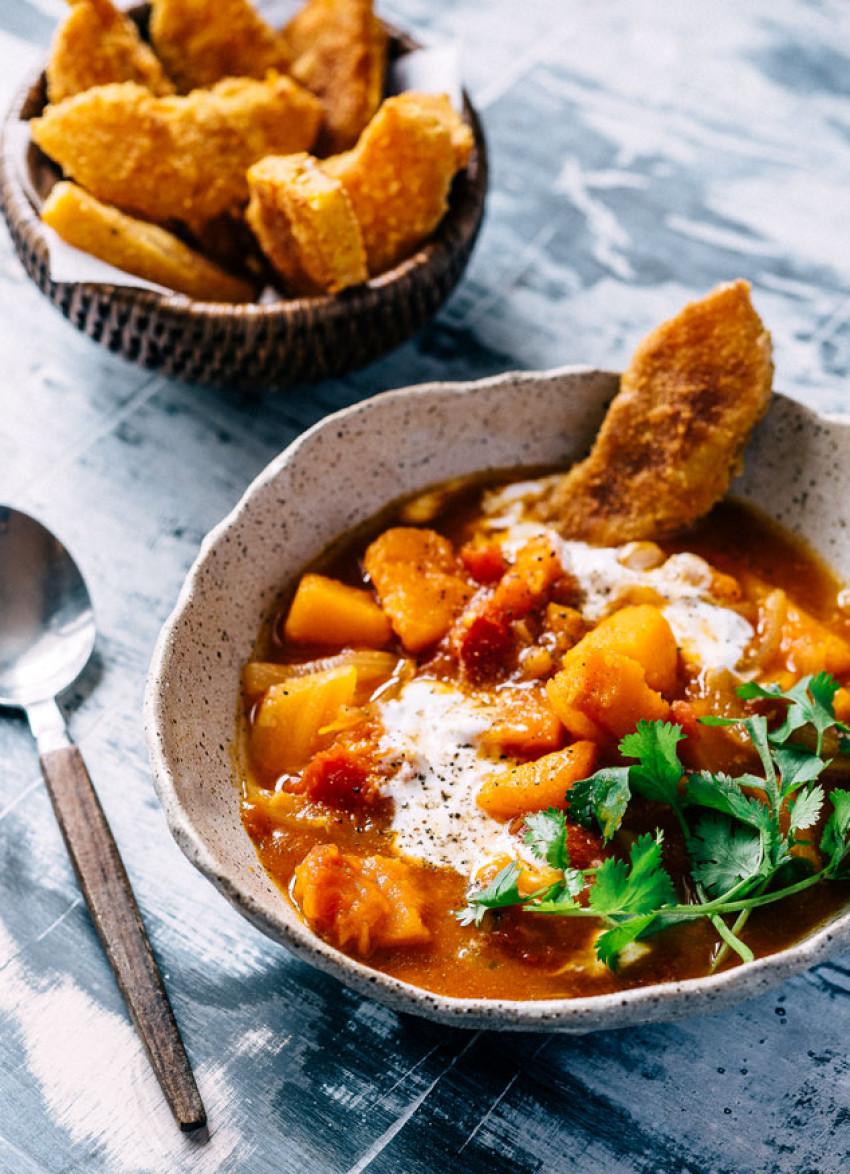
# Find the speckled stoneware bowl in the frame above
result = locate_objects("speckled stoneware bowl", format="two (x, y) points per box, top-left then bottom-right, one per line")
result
(0, 6), (487, 391)
(145, 369), (850, 1031)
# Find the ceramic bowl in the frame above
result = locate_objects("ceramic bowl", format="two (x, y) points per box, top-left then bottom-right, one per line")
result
(0, 7), (487, 392)
(145, 367), (850, 1031)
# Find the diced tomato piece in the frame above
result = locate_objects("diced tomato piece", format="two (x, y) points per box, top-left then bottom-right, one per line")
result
(565, 823), (607, 871)
(459, 542), (507, 584)
(456, 609), (513, 681)
(670, 699), (699, 737)
(298, 744), (381, 809)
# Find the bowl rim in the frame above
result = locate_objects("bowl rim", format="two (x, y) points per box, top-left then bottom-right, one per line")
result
(145, 367), (850, 1031)
(0, 33), (487, 320)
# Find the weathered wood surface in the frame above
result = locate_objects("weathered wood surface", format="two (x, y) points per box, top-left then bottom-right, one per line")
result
(2, 1), (850, 1170)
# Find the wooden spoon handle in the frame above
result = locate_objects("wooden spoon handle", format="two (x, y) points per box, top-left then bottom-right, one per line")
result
(39, 744), (207, 1132)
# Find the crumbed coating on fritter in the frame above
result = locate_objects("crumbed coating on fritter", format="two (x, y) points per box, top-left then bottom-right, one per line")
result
(321, 92), (471, 274)
(282, 0), (387, 154)
(46, 0), (174, 103)
(398, 92), (474, 170)
(41, 181), (256, 302)
(31, 78), (323, 235)
(149, 0), (291, 93)
(246, 154), (368, 294)
(539, 280), (774, 544)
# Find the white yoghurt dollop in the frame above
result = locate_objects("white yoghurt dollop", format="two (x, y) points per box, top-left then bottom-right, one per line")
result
(378, 680), (504, 874)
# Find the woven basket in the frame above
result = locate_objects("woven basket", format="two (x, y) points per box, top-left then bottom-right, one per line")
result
(0, 9), (487, 391)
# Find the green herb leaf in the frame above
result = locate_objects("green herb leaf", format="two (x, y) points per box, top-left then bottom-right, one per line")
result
(531, 869), (587, 914)
(821, 789), (850, 876)
(457, 677), (850, 971)
(684, 771), (774, 832)
(746, 714), (780, 807)
(566, 766), (631, 841)
(772, 742), (829, 797)
(456, 862), (525, 927)
(521, 807), (568, 873)
(523, 808), (568, 871)
(772, 673), (838, 751)
(788, 785), (825, 834)
(588, 832), (676, 918)
(736, 681), (784, 701)
(594, 914), (657, 970)
(688, 813), (763, 899)
(619, 720), (686, 807)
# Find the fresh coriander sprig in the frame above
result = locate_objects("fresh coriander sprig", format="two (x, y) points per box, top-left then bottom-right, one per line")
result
(456, 674), (850, 971)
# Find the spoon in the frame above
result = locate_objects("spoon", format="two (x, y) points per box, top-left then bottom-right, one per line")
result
(0, 506), (206, 1132)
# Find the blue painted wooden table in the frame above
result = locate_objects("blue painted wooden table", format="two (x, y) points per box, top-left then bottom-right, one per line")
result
(2, 1), (850, 1170)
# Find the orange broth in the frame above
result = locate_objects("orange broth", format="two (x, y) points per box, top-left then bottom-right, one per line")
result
(239, 477), (850, 1000)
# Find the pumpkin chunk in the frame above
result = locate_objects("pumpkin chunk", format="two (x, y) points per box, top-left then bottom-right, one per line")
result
(283, 572), (391, 647)
(251, 664), (357, 777)
(780, 600), (850, 677)
(478, 687), (563, 757)
(363, 528), (473, 652)
(580, 604), (678, 696)
(477, 741), (598, 821)
(293, 844), (430, 955)
(542, 603), (586, 656)
(546, 646), (670, 743)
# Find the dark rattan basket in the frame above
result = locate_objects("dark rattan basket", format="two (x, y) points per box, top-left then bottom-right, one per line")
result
(0, 9), (487, 391)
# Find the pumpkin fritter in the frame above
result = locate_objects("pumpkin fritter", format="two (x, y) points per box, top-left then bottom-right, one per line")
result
(41, 181), (256, 302)
(281, 0), (387, 154)
(31, 77), (323, 236)
(321, 92), (473, 274)
(246, 154), (368, 295)
(403, 91), (475, 170)
(149, 0), (291, 93)
(46, 0), (174, 103)
(539, 280), (774, 544)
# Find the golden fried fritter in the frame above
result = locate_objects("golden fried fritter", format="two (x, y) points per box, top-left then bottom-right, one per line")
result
(321, 92), (471, 274)
(31, 78), (323, 235)
(149, 0), (290, 93)
(282, 0), (387, 153)
(398, 91), (474, 169)
(539, 281), (774, 544)
(46, 0), (174, 103)
(41, 181), (256, 302)
(246, 154), (368, 294)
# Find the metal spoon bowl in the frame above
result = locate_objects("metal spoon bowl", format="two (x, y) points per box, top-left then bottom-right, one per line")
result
(0, 506), (205, 1132)
(0, 506), (95, 734)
